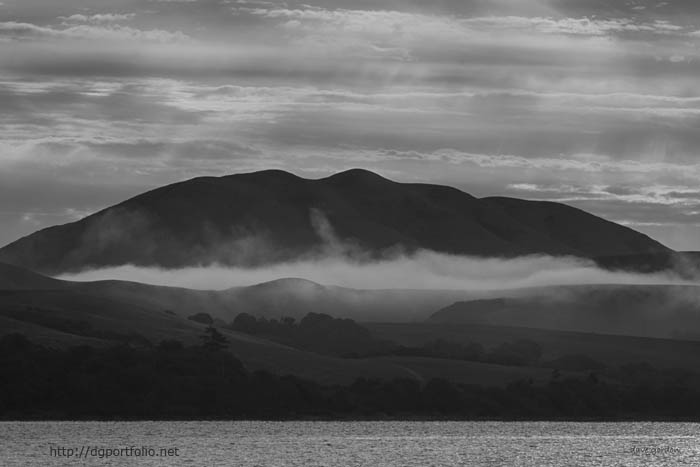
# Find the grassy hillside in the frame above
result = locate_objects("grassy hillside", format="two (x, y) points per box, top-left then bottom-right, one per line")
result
(0, 290), (562, 386)
(0, 288), (424, 385)
(5, 262), (700, 388)
(368, 322), (700, 372)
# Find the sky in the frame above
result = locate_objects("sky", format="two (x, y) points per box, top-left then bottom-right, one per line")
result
(1, 0), (700, 250)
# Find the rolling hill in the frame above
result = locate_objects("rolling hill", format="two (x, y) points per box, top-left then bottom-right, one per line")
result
(0, 263), (574, 386)
(0, 169), (672, 275)
(428, 284), (700, 339)
(0, 262), (471, 323)
(5, 262), (700, 386)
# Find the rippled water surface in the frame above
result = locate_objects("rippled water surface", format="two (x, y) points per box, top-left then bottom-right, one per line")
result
(1, 421), (699, 466)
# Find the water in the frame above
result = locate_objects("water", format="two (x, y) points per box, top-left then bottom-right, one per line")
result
(1, 421), (699, 466)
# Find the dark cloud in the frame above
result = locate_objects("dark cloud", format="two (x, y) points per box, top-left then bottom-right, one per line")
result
(0, 83), (205, 126)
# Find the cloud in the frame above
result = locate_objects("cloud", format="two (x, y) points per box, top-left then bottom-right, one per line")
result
(59, 14), (136, 24)
(243, 8), (628, 58)
(0, 21), (189, 43)
(58, 250), (684, 290)
(507, 183), (700, 207)
(248, 8), (685, 37)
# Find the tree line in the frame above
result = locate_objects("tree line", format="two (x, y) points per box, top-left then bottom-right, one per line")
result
(228, 312), (564, 368)
(2, 332), (700, 420)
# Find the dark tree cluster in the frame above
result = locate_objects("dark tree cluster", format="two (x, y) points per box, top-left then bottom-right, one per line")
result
(228, 312), (543, 366)
(228, 312), (390, 357)
(3, 333), (700, 421)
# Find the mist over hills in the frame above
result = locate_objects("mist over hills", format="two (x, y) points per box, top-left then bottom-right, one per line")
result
(5, 260), (700, 393)
(3, 260), (700, 343)
(0, 262), (469, 324)
(0, 169), (674, 275)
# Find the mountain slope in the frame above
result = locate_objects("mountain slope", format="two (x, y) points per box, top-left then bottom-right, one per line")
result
(0, 169), (671, 274)
(0, 262), (67, 290)
(483, 197), (667, 258)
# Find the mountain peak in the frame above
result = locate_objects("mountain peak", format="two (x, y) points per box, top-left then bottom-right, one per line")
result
(323, 168), (391, 184)
(222, 169), (303, 183)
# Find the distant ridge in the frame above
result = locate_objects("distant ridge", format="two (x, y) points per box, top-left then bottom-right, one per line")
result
(0, 169), (671, 274)
(428, 284), (700, 339)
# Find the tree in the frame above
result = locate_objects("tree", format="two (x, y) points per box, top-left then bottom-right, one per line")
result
(282, 317), (296, 327)
(231, 312), (258, 334)
(200, 327), (229, 352)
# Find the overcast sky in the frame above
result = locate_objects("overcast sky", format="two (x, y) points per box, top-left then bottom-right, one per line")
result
(1, 0), (700, 250)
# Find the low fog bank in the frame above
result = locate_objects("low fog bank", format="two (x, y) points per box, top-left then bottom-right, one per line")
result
(58, 250), (687, 291)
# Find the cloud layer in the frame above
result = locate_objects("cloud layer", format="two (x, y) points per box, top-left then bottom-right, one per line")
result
(1, 0), (700, 249)
(59, 250), (684, 291)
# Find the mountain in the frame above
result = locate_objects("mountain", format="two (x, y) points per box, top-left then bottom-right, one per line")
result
(0, 169), (671, 275)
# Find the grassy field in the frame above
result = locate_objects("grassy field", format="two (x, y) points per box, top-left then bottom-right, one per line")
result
(0, 290), (423, 385)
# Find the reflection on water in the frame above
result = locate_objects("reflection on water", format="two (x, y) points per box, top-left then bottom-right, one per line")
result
(1, 421), (699, 466)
